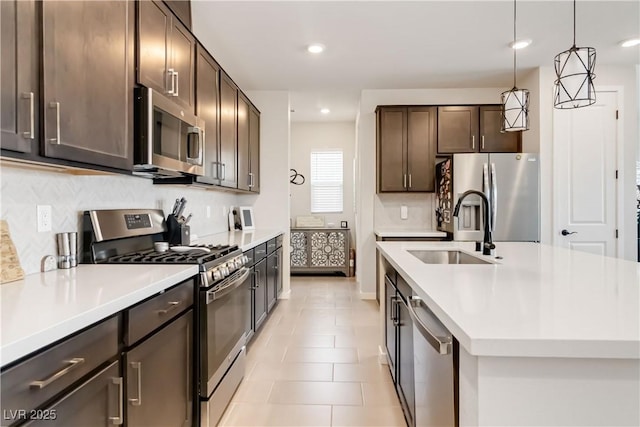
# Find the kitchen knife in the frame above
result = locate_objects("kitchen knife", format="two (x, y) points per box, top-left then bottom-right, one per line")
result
(171, 198), (180, 216)
(184, 213), (192, 225)
(175, 197), (187, 219)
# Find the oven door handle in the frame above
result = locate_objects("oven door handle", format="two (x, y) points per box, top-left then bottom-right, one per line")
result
(206, 268), (250, 303)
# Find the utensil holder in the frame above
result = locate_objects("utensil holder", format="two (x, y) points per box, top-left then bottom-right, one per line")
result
(166, 215), (190, 246)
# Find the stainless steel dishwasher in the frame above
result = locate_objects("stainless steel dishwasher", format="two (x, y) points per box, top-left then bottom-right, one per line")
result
(402, 295), (457, 427)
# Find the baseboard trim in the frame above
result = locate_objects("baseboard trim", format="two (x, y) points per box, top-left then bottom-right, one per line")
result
(359, 292), (376, 300)
(278, 289), (292, 299)
(378, 345), (388, 365)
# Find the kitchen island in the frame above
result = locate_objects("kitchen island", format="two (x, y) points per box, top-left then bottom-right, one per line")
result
(376, 241), (640, 426)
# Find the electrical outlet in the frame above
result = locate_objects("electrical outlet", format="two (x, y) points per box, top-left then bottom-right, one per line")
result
(206, 206), (211, 218)
(37, 205), (52, 232)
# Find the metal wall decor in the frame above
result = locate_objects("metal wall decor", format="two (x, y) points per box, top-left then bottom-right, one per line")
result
(553, 0), (596, 109)
(501, 0), (529, 132)
(290, 169), (305, 185)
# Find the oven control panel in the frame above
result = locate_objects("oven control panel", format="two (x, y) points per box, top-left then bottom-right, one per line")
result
(124, 213), (152, 230)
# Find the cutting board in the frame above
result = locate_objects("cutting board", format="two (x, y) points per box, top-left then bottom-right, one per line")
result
(0, 220), (25, 284)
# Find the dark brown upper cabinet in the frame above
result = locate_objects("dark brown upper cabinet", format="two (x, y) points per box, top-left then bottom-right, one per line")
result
(219, 72), (238, 189)
(195, 44), (220, 185)
(163, 0), (191, 29)
(377, 106), (436, 193)
(437, 106), (479, 154)
(438, 105), (521, 154)
(42, 0), (134, 170)
(138, 0), (195, 113)
(1, 0), (38, 155)
(479, 105), (521, 153)
(248, 105), (260, 193)
(237, 93), (261, 193)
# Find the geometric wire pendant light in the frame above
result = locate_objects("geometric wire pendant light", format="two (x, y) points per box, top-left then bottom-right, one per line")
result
(501, 0), (530, 132)
(553, 0), (596, 109)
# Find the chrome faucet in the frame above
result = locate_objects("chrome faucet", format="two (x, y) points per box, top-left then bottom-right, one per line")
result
(453, 190), (495, 256)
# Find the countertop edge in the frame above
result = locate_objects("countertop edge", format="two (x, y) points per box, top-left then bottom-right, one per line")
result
(375, 230), (448, 238)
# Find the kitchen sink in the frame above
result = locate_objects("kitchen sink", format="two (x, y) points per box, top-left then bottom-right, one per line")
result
(408, 250), (493, 265)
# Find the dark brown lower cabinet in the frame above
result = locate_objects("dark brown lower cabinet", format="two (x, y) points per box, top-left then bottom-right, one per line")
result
(266, 252), (278, 312)
(26, 362), (122, 427)
(276, 247), (283, 297)
(125, 310), (192, 427)
(252, 259), (268, 332)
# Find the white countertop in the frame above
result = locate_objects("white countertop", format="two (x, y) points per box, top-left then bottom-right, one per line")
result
(375, 230), (447, 238)
(194, 229), (285, 252)
(0, 264), (198, 367)
(376, 241), (640, 359)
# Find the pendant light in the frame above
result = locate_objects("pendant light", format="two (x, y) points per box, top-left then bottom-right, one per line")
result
(501, 0), (529, 132)
(553, 0), (596, 109)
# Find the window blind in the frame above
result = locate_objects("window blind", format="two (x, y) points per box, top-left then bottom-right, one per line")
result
(310, 151), (343, 213)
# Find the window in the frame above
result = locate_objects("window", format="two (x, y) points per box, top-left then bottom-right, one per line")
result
(310, 151), (343, 213)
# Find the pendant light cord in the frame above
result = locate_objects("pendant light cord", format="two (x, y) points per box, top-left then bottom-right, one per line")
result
(573, 0), (576, 46)
(513, 0), (517, 88)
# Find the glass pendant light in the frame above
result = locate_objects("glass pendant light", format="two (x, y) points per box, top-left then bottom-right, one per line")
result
(553, 0), (596, 109)
(501, 0), (529, 132)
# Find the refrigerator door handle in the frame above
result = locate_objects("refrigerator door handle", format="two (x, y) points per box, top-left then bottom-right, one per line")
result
(491, 163), (497, 232)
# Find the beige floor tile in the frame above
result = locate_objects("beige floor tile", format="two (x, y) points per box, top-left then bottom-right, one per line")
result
(333, 362), (393, 383)
(246, 345), (287, 363)
(220, 403), (332, 427)
(267, 333), (335, 349)
(269, 381), (363, 405)
(231, 379), (275, 403)
(247, 361), (334, 382)
(284, 347), (359, 364)
(362, 382), (401, 407)
(300, 324), (356, 335)
(331, 405), (406, 426)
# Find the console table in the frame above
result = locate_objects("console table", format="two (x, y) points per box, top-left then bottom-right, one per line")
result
(290, 228), (350, 276)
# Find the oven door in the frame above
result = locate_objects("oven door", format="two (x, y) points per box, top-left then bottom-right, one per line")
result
(200, 267), (251, 397)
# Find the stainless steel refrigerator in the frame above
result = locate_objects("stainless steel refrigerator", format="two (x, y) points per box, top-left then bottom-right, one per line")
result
(436, 153), (539, 242)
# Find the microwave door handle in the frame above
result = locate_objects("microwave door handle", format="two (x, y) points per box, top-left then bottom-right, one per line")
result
(186, 127), (203, 165)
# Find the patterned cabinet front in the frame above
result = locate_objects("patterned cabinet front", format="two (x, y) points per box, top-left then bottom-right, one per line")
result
(290, 228), (350, 275)
(310, 231), (346, 267)
(290, 231), (308, 268)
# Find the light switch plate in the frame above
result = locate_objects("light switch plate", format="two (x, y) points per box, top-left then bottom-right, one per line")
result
(400, 205), (408, 220)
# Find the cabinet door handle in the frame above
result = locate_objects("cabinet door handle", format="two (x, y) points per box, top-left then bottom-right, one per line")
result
(221, 163), (226, 181)
(403, 174), (407, 189)
(173, 71), (179, 98)
(109, 377), (124, 425)
(481, 135), (485, 150)
(129, 361), (142, 406)
(157, 300), (181, 315)
(48, 102), (61, 144)
(472, 135), (475, 150)
(408, 174), (412, 188)
(167, 69), (175, 95)
(30, 357), (85, 389)
(22, 92), (34, 139)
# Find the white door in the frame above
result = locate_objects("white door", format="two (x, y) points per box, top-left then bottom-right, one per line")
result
(553, 91), (618, 256)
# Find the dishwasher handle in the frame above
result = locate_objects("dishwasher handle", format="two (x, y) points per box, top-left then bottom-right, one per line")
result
(405, 296), (452, 355)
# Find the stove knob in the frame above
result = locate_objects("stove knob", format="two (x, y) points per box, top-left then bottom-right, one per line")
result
(227, 261), (237, 271)
(212, 268), (222, 281)
(221, 266), (230, 277)
(241, 255), (249, 265)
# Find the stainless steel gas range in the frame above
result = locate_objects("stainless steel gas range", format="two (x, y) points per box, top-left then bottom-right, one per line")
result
(83, 209), (250, 427)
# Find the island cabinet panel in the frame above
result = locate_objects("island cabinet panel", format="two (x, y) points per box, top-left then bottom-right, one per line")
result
(219, 72), (238, 188)
(195, 44), (221, 184)
(437, 106), (479, 154)
(1, 0), (38, 154)
(479, 105), (521, 153)
(137, 0), (195, 113)
(42, 0), (134, 170)
(377, 106), (436, 193)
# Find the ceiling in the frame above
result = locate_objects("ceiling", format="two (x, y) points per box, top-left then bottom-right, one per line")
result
(192, 1), (640, 122)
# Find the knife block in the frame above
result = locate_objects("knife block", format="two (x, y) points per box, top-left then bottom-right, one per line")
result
(166, 215), (190, 246)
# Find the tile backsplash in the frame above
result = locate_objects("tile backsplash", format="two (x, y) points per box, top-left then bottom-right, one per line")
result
(1, 165), (238, 275)
(374, 193), (437, 231)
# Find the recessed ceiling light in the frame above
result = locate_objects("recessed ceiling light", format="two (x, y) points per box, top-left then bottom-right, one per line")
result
(621, 38), (640, 48)
(307, 44), (325, 54)
(320, 108), (330, 114)
(509, 39), (532, 50)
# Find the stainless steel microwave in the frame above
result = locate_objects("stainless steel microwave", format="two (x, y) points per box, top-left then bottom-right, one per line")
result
(134, 87), (205, 177)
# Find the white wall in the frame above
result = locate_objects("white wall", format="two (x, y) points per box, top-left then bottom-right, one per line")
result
(290, 122), (356, 245)
(238, 91), (292, 296)
(0, 165), (238, 275)
(356, 88), (510, 296)
(534, 65), (638, 261)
